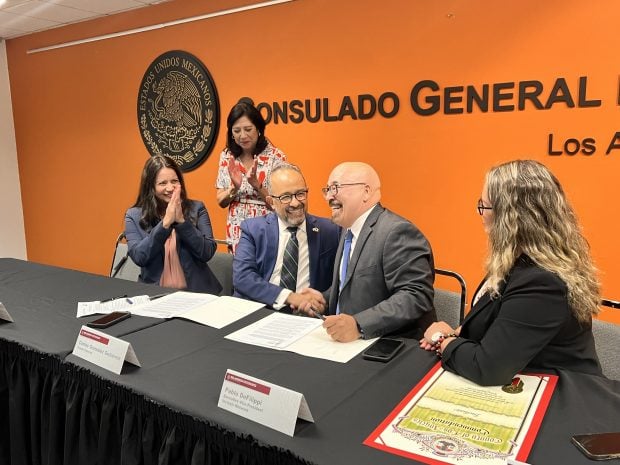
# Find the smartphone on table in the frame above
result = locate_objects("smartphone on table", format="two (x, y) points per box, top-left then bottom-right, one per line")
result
(362, 338), (405, 362)
(87, 311), (131, 329)
(571, 432), (620, 460)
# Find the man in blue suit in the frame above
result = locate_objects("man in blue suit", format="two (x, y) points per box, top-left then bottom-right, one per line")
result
(233, 164), (341, 311)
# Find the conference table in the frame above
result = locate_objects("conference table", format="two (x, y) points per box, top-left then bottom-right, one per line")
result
(0, 258), (619, 465)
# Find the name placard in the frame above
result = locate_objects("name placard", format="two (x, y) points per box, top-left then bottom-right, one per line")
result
(218, 369), (314, 436)
(0, 302), (13, 322)
(72, 325), (141, 374)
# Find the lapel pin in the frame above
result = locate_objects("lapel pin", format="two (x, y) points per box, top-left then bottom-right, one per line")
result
(312, 227), (319, 232)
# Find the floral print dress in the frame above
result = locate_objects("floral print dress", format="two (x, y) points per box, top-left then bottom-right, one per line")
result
(216, 142), (286, 252)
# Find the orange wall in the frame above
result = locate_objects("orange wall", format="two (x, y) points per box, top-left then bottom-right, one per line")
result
(6, 0), (620, 322)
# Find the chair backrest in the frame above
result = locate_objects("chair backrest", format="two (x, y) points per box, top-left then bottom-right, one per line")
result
(433, 268), (467, 328)
(594, 299), (620, 381)
(602, 298), (620, 309)
(110, 233), (141, 281)
(592, 319), (620, 381)
(215, 238), (232, 253)
(209, 251), (233, 296)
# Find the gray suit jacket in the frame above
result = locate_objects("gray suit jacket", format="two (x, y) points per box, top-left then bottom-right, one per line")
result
(326, 204), (436, 339)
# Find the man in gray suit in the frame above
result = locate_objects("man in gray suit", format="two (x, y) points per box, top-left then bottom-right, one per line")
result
(319, 162), (436, 342)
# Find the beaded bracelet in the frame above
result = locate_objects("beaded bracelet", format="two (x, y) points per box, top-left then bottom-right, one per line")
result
(430, 332), (458, 358)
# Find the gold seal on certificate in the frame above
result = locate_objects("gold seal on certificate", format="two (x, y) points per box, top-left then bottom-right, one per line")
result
(502, 377), (525, 394)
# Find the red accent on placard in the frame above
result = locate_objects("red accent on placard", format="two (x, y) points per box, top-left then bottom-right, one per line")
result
(226, 373), (271, 395)
(79, 328), (110, 345)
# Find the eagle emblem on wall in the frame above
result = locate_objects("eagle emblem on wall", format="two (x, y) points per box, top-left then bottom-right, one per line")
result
(137, 51), (220, 171)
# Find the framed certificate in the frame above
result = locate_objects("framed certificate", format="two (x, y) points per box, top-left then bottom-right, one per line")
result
(364, 363), (557, 465)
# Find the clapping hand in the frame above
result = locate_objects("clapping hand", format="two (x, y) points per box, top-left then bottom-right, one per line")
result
(246, 158), (261, 191)
(227, 155), (243, 189)
(163, 185), (184, 228)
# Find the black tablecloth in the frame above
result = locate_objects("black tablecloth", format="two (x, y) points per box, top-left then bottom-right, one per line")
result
(0, 258), (167, 355)
(1, 259), (619, 465)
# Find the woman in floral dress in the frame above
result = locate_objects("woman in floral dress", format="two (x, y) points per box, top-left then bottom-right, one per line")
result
(216, 98), (286, 252)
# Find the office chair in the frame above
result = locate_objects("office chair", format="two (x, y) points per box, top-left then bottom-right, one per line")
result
(593, 299), (620, 381)
(433, 268), (467, 328)
(110, 232), (141, 281)
(209, 245), (234, 296)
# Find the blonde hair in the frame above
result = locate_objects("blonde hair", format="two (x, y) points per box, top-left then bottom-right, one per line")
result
(484, 159), (600, 322)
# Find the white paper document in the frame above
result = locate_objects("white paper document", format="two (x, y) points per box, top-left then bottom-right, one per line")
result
(179, 296), (264, 329)
(287, 324), (377, 363)
(218, 369), (314, 436)
(76, 295), (151, 317)
(225, 313), (377, 363)
(126, 291), (219, 318)
(226, 312), (322, 348)
(77, 292), (264, 328)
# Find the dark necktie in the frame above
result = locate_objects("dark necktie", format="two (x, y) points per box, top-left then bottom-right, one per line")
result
(279, 227), (299, 291)
(336, 229), (353, 314)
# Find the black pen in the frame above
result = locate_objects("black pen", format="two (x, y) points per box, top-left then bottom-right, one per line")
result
(312, 309), (326, 320)
(100, 294), (127, 303)
(149, 293), (170, 300)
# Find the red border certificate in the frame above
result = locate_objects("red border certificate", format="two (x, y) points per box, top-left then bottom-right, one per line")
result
(363, 363), (557, 465)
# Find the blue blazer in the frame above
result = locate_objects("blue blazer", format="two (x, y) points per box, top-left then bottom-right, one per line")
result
(233, 212), (341, 305)
(124, 200), (222, 294)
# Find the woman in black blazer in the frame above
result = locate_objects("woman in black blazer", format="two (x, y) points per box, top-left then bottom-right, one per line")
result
(420, 160), (602, 385)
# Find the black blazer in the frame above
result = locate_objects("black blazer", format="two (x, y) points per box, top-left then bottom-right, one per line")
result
(442, 256), (602, 386)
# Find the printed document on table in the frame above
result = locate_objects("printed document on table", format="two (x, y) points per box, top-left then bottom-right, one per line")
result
(180, 296), (264, 328)
(76, 295), (151, 317)
(225, 313), (376, 363)
(126, 291), (218, 319)
(78, 292), (263, 326)
(226, 313), (322, 349)
(364, 364), (557, 465)
(287, 325), (376, 363)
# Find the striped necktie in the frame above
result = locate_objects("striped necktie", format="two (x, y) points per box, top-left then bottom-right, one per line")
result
(279, 227), (298, 291)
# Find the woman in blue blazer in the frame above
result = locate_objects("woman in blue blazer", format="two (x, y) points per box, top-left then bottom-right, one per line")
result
(421, 160), (602, 385)
(124, 155), (221, 294)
